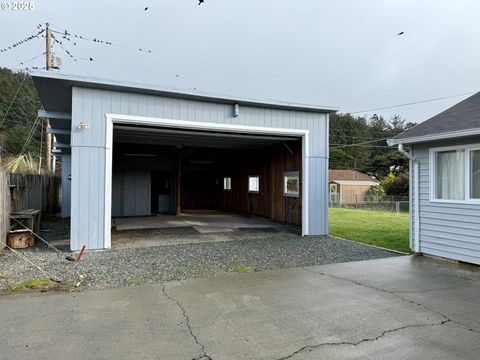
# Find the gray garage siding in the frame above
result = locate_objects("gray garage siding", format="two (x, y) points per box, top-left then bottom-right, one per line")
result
(70, 87), (329, 250)
(412, 137), (480, 265)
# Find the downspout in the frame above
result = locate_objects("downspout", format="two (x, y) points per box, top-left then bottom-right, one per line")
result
(397, 143), (420, 253)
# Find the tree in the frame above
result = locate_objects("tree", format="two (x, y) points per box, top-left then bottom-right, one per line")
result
(329, 112), (415, 180)
(0, 68), (42, 160)
(367, 184), (386, 202)
(381, 172), (409, 196)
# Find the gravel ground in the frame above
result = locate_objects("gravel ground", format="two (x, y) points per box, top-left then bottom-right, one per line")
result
(0, 219), (400, 291)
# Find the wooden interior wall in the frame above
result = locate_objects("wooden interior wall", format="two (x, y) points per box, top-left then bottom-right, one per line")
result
(214, 140), (302, 226)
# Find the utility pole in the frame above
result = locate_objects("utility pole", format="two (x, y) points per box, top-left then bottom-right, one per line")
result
(44, 23), (53, 173)
(45, 23), (52, 70)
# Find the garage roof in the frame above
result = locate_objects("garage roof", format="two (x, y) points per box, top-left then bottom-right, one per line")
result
(31, 71), (338, 114)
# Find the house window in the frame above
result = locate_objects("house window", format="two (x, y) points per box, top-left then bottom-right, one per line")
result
(432, 145), (480, 202)
(435, 150), (465, 200)
(471, 150), (480, 198)
(223, 177), (231, 190)
(284, 171), (299, 197)
(248, 176), (259, 193)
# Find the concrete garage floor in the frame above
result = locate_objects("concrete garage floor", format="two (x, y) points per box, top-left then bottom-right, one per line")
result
(1, 256), (479, 360)
(112, 212), (297, 248)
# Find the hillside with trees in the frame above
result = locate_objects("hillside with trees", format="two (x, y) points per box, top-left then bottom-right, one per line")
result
(0, 68), (42, 170)
(329, 112), (415, 194)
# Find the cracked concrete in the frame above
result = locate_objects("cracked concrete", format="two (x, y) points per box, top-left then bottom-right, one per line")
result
(277, 320), (451, 360)
(161, 283), (212, 360)
(1, 255), (479, 359)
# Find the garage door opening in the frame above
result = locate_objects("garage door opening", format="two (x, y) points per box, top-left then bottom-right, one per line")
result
(109, 122), (305, 247)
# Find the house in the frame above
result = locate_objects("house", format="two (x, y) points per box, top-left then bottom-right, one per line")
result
(328, 170), (379, 204)
(31, 71), (336, 251)
(388, 92), (480, 265)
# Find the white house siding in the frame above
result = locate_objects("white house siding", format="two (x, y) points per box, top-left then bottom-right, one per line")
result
(70, 87), (329, 250)
(412, 137), (480, 265)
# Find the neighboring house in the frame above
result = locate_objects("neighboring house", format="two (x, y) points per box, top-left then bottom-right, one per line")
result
(31, 71), (336, 251)
(329, 170), (379, 204)
(388, 92), (480, 265)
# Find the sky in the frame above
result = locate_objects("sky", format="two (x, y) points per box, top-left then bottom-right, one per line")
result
(1, 0), (480, 124)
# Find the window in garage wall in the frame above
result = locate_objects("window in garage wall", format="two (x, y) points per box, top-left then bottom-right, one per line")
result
(223, 177), (232, 190)
(284, 171), (299, 197)
(248, 176), (259, 193)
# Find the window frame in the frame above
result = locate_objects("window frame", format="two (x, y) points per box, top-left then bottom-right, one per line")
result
(248, 175), (260, 193)
(223, 177), (232, 191)
(283, 171), (300, 197)
(430, 144), (480, 204)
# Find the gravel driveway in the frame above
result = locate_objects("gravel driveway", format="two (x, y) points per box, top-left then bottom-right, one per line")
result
(0, 220), (400, 291)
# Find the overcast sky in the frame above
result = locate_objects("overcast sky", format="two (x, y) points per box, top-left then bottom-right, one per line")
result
(1, 0), (480, 123)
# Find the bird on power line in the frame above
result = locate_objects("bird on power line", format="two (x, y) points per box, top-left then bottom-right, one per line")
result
(198, 0), (204, 5)
(397, 31), (405, 35)
(144, 6), (148, 11)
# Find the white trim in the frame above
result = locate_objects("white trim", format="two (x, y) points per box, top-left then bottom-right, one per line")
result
(302, 132), (310, 236)
(103, 115), (113, 249)
(396, 144), (418, 252)
(38, 109), (71, 120)
(283, 171), (300, 198)
(413, 162), (420, 252)
(106, 114), (310, 137)
(429, 143), (480, 204)
(388, 127), (480, 146)
(104, 114), (311, 247)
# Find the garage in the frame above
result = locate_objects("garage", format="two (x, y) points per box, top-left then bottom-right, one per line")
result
(107, 117), (306, 245)
(31, 72), (334, 251)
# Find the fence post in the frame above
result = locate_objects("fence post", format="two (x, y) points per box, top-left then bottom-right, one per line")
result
(0, 172), (11, 250)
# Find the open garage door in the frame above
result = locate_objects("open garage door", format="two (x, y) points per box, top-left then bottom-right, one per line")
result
(104, 115), (310, 247)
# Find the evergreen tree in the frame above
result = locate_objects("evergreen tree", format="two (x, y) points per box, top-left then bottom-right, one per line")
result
(0, 67), (42, 158)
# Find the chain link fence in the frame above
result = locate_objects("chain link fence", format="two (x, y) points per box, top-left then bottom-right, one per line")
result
(329, 193), (409, 213)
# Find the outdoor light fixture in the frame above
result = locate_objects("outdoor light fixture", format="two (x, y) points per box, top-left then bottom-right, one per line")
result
(76, 122), (90, 132)
(234, 103), (240, 117)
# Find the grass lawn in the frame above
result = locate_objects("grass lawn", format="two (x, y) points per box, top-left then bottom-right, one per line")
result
(329, 208), (410, 253)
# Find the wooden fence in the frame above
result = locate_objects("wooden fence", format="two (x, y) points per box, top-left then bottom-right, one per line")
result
(9, 174), (60, 214)
(0, 173), (60, 249)
(0, 172), (10, 250)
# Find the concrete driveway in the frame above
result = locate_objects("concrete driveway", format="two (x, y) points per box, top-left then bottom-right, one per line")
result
(1, 255), (479, 359)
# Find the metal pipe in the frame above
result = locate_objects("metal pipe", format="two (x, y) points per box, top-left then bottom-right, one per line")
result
(397, 144), (420, 253)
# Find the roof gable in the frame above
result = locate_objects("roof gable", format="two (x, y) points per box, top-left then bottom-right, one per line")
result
(392, 92), (480, 144)
(328, 170), (378, 182)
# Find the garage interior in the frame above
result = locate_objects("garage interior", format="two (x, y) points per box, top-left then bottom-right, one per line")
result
(110, 124), (302, 245)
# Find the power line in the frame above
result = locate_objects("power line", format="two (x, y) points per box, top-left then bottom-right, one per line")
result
(54, 38), (302, 100)
(18, 116), (41, 156)
(348, 91), (476, 114)
(17, 35), (46, 68)
(0, 27), (45, 54)
(17, 53), (45, 67)
(48, 24), (330, 86)
(0, 72), (28, 128)
(330, 144), (391, 149)
(330, 138), (389, 148)
(51, 34), (91, 77)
